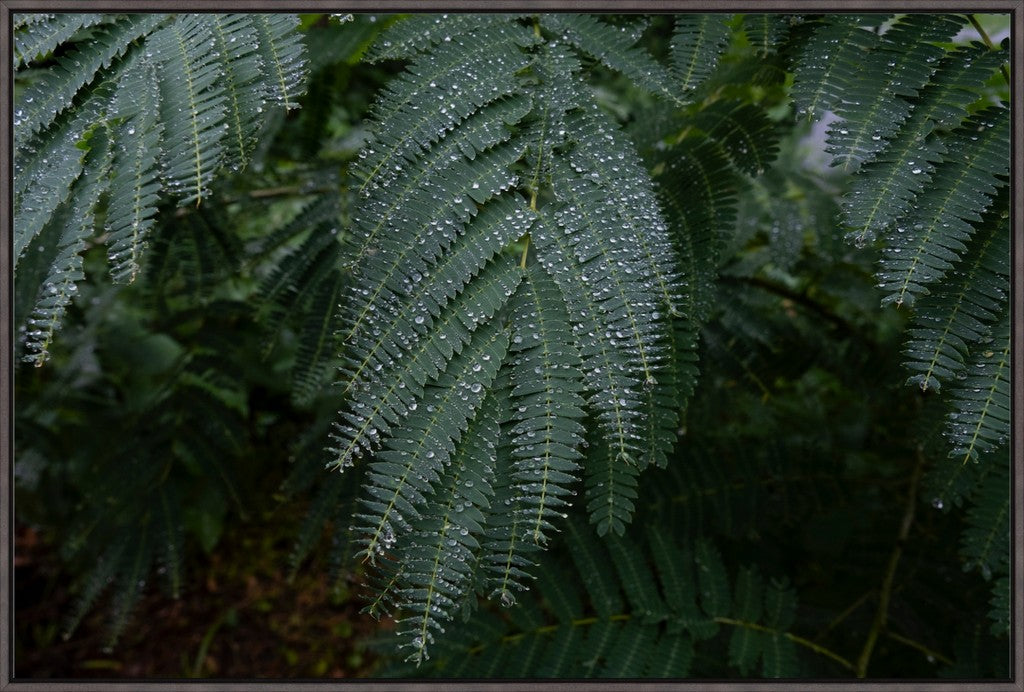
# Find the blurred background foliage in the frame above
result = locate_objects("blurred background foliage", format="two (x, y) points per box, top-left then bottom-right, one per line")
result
(13, 12), (1011, 679)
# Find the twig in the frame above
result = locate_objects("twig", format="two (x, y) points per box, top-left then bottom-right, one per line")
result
(968, 15), (1010, 84)
(885, 630), (953, 666)
(855, 446), (925, 677)
(813, 589), (872, 642)
(724, 275), (858, 339)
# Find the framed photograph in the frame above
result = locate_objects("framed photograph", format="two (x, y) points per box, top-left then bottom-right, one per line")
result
(3, 3), (1020, 687)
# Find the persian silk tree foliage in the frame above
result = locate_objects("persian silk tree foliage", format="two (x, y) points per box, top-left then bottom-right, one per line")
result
(325, 14), (700, 661)
(11, 10), (1012, 676)
(12, 10), (312, 647)
(324, 12), (1012, 664)
(791, 12), (1011, 635)
(14, 12), (307, 364)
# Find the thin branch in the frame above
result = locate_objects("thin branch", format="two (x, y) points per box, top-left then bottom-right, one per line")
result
(968, 15), (1010, 84)
(855, 446), (926, 678)
(724, 274), (858, 339)
(813, 589), (872, 642)
(885, 630), (953, 666)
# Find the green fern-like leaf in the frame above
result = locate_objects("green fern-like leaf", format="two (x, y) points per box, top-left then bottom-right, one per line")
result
(249, 14), (308, 110)
(959, 461), (1009, 582)
(148, 15), (228, 205)
(540, 14), (683, 106)
(826, 14), (964, 173)
(330, 211), (532, 467)
(207, 14), (265, 170)
(902, 190), (1008, 392)
(354, 312), (511, 563)
(330, 15), (692, 659)
(480, 381), (542, 604)
(946, 313), (1010, 465)
(403, 523), (812, 678)
(14, 82), (113, 263)
(843, 43), (1007, 242)
(105, 52), (162, 283)
(652, 133), (739, 324)
(506, 265), (586, 545)
(366, 13), (522, 63)
(22, 125), (112, 364)
(391, 393), (502, 663)
(876, 105), (1008, 307)
(14, 12), (311, 361)
(690, 100), (781, 176)
(13, 12), (106, 68)
(742, 14), (793, 56)
(728, 566), (765, 674)
(347, 21), (536, 214)
(14, 14), (165, 141)
(670, 14), (732, 94)
(291, 271), (345, 408)
(790, 15), (887, 120)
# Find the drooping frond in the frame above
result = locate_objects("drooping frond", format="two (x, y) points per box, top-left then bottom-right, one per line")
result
(651, 133), (739, 324)
(366, 13), (523, 63)
(842, 43), (1007, 241)
(530, 204), (643, 478)
(22, 126), (112, 365)
(148, 15), (228, 205)
(14, 82), (113, 262)
(690, 100), (781, 176)
(506, 265), (586, 545)
(826, 14), (964, 173)
(249, 14), (308, 110)
(327, 14), (690, 660)
(584, 442), (641, 537)
(329, 258), (524, 470)
(401, 523), (805, 678)
(557, 105), (684, 470)
(207, 14), (265, 170)
(291, 272), (346, 408)
(13, 12), (105, 68)
(349, 22), (536, 205)
(391, 393), (502, 664)
(902, 190), (1009, 392)
(341, 101), (531, 337)
(742, 14), (792, 56)
(253, 214), (342, 362)
(14, 14), (165, 141)
(959, 461), (1009, 582)
(480, 373), (542, 604)
(946, 313), (1010, 465)
(876, 105), (1009, 307)
(13, 12), (311, 361)
(539, 14), (683, 106)
(353, 314), (511, 563)
(548, 162), (666, 457)
(344, 194), (533, 396)
(789, 14), (888, 120)
(105, 52), (162, 283)
(670, 14), (732, 95)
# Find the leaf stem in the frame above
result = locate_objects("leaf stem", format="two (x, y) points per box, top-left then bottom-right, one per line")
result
(519, 234), (530, 269)
(713, 617), (855, 672)
(968, 15), (1010, 84)
(519, 189), (538, 269)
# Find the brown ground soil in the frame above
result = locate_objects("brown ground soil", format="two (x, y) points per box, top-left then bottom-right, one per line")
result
(14, 519), (387, 679)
